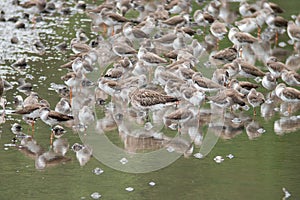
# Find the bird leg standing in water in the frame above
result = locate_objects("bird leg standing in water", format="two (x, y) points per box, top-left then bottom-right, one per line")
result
(275, 31), (278, 47)
(69, 86), (72, 105)
(101, 23), (107, 36)
(216, 38), (220, 50)
(288, 104), (292, 114)
(50, 131), (54, 148)
(31, 120), (35, 137)
(253, 107), (257, 116)
(25, 119), (35, 137)
(100, 22), (114, 36)
(111, 26), (115, 36)
(257, 26), (261, 39)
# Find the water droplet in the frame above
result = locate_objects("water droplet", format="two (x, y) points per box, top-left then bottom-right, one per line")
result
(4, 143), (16, 147)
(231, 118), (241, 124)
(265, 99), (273, 104)
(90, 192), (101, 199)
(125, 187), (134, 192)
(93, 167), (104, 175)
(166, 146), (175, 153)
(257, 128), (266, 134)
(204, 61), (211, 67)
(120, 157), (128, 165)
(149, 181), (156, 186)
(193, 153), (204, 159)
(278, 42), (286, 48)
(288, 39), (294, 45)
(231, 104), (240, 111)
(152, 132), (163, 139)
(144, 122), (153, 131)
(274, 107), (280, 112)
(196, 29), (203, 35)
(168, 123), (178, 130)
(283, 111), (289, 117)
(242, 105), (250, 111)
(26, 74), (34, 79)
(254, 77), (262, 83)
(226, 154), (234, 159)
(214, 156), (224, 163)
(39, 76), (47, 81)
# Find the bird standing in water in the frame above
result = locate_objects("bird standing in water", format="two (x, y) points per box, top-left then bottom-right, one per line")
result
(130, 88), (179, 122)
(39, 107), (73, 147)
(247, 88), (265, 116)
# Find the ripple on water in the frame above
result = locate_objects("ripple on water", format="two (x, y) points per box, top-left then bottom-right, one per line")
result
(149, 181), (156, 186)
(0, 1), (66, 67)
(93, 167), (104, 175)
(214, 156), (224, 163)
(90, 192), (102, 199)
(125, 187), (134, 192)
(120, 157), (128, 165)
(226, 154), (234, 159)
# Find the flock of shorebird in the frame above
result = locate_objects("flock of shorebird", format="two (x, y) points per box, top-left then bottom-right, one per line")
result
(1, 0), (300, 168)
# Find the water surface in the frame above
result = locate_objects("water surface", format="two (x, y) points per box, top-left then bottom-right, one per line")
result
(0, 0), (300, 199)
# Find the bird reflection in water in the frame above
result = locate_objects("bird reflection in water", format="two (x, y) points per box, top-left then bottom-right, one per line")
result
(245, 120), (266, 140)
(71, 143), (93, 166)
(3, 0), (300, 173)
(35, 149), (71, 170)
(35, 128), (71, 170)
(274, 115), (300, 135)
(12, 130), (71, 170)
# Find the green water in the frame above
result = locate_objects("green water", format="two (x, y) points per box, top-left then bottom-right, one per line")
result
(0, 0), (300, 199)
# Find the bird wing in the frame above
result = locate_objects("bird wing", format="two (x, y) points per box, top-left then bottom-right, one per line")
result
(283, 88), (300, 100)
(49, 111), (74, 121)
(142, 52), (167, 64)
(235, 32), (256, 43)
(13, 104), (40, 114)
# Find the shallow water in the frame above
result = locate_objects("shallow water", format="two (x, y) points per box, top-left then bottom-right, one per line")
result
(0, 0), (300, 199)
